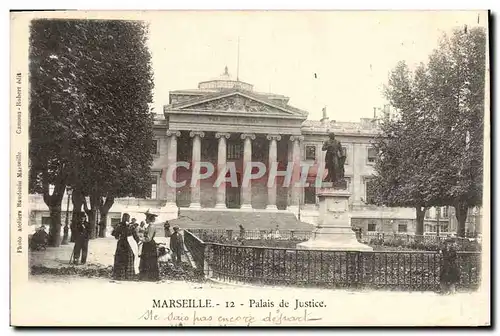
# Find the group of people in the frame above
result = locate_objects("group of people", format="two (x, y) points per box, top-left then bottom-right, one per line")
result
(111, 210), (184, 282)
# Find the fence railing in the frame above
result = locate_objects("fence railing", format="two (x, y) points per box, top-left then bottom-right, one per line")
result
(185, 228), (481, 251)
(183, 230), (206, 274)
(183, 230), (481, 291)
(186, 228), (313, 241)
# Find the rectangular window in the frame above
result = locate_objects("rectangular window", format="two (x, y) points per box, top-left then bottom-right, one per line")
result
(305, 145), (316, 161)
(304, 185), (316, 204)
(365, 179), (375, 204)
(441, 206), (448, 218)
(42, 216), (51, 226)
(152, 140), (158, 155)
(398, 224), (408, 233)
(367, 147), (377, 164)
(147, 175), (158, 199)
(441, 223), (449, 232)
(367, 223), (377, 232)
(227, 143), (242, 160)
(110, 218), (120, 228)
(344, 177), (351, 191)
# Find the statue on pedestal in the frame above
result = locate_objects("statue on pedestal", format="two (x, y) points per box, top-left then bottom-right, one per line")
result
(322, 132), (346, 188)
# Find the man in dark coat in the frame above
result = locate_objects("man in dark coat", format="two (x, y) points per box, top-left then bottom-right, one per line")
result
(170, 226), (184, 266)
(322, 132), (346, 185)
(72, 212), (91, 265)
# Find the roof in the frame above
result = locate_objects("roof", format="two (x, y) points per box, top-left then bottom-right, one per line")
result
(301, 119), (381, 135)
(165, 88), (308, 117)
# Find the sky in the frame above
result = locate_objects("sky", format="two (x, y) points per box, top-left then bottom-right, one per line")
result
(147, 11), (487, 122)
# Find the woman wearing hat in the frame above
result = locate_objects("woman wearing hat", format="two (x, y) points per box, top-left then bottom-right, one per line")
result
(111, 213), (140, 280)
(139, 209), (160, 281)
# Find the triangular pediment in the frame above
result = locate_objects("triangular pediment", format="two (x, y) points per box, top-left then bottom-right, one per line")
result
(171, 90), (306, 117)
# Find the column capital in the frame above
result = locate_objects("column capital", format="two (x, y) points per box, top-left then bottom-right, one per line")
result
(290, 135), (304, 142)
(166, 129), (181, 137)
(266, 134), (282, 141)
(215, 132), (231, 139)
(241, 133), (256, 140)
(189, 131), (205, 138)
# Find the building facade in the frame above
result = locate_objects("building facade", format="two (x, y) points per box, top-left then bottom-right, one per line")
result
(28, 68), (481, 236)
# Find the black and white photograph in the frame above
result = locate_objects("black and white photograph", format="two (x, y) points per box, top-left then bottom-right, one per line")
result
(10, 10), (490, 326)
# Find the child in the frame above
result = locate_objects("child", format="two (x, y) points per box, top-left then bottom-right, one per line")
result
(158, 244), (173, 264)
(170, 226), (184, 266)
(137, 221), (145, 256)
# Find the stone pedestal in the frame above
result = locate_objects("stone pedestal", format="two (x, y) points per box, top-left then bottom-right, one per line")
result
(296, 185), (372, 251)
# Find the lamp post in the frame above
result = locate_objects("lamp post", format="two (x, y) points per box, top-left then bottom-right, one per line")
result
(61, 186), (72, 245)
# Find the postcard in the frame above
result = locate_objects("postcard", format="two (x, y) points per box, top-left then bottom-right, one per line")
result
(10, 10), (490, 326)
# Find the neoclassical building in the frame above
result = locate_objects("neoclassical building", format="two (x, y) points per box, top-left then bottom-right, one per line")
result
(28, 68), (481, 235)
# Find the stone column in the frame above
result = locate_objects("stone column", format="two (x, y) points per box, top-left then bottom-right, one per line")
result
(215, 132), (231, 209)
(189, 131), (205, 209)
(266, 134), (281, 210)
(240, 133), (255, 209)
(288, 135), (303, 213)
(165, 130), (181, 206)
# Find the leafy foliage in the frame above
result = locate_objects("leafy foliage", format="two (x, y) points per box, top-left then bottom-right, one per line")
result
(370, 26), (486, 236)
(29, 19), (155, 244)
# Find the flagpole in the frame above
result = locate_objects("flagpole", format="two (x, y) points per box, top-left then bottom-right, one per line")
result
(236, 37), (240, 81)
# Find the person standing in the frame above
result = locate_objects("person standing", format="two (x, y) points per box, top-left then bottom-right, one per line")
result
(164, 221), (172, 238)
(112, 213), (140, 280)
(439, 239), (460, 294)
(170, 226), (184, 266)
(136, 220), (146, 257)
(139, 209), (159, 281)
(72, 212), (91, 265)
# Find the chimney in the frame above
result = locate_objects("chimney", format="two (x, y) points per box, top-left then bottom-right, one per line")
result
(321, 106), (329, 125)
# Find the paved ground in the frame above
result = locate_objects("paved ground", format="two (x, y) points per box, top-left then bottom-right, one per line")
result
(29, 234), (177, 269)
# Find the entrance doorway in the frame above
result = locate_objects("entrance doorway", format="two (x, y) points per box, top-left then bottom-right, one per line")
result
(226, 172), (241, 208)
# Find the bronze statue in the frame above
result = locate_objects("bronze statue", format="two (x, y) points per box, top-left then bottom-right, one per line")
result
(322, 132), (346, 186)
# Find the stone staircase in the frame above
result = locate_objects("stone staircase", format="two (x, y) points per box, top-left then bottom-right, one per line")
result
(166, 208), (314, 231)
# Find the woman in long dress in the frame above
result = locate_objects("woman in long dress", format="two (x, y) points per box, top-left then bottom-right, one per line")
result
(139, 210), (160, 281)
(112, 213), (139, 280)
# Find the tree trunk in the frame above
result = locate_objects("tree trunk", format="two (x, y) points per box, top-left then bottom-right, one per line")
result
(70, 191), (84, 243)
(415, 206), (426, 237)
(83, 194), (99, 240)
(98, 196), (115, 238)
(47, 205), (62, 247)
(42, 179), (66, 247)
(454, 201), (468, 238)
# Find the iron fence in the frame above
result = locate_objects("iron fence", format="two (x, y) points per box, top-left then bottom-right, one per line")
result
(183, 229), (481, 291)
(204, 244), (480, 291)
(186, 228), (481, 251)
(186, 228), (313, 241)
(360, 232), (481, 251)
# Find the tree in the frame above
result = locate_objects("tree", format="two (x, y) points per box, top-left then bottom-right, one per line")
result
(426, 26), (486, 236)
(29, 19), (155, 244)
(66, 20), (155, 238)
(29, 20), (82, 246)
(370, 61), (454, 235)
(371, 26), (486, 237)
